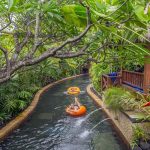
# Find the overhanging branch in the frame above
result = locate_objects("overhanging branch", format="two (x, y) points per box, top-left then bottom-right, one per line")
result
(0, 2), (92, 84)
(0, 46), (10, 78)
(0, 15), (12, 32)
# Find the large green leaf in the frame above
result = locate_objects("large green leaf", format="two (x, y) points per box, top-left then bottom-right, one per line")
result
(7, 0), (20, 11)
(61, 5), (86, 27)
(134, 5), (150, 22)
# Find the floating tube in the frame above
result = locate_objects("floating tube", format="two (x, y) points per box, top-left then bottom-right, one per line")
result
(66, 105), (86, 117)
(67, 87), (80, 95)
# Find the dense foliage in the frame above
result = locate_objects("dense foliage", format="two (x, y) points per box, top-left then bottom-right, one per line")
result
(0, 0), (150, 82)
(89, 63), (109, 91)
(103, 87), (150, 112)
(0, 57), (84, 123)
(0, 0), (89, 123)
(131, 125), (148, 149)
(103, 87), (135, 111)
(87, 0), (150, 91)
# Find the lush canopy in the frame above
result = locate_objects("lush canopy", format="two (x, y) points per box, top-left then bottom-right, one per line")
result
(0, 0), (150, 83)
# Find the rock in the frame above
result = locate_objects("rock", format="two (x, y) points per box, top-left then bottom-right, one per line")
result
(139, 141), (150, 150)
(133, 146), (142, 150)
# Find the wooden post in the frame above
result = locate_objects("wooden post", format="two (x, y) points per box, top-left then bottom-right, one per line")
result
(120, 66), (123, 85)
(107, 76), (112, 88)
(143, 55), (150, 94)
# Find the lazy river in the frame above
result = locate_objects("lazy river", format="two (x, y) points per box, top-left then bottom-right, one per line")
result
(0, 76), (127, 150)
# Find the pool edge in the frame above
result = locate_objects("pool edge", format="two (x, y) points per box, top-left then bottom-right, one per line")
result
(0, 74), (87, 142)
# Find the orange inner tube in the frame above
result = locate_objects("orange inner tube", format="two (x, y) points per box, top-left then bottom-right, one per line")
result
(66, 105), (87, 117)
(67, 87), (80, 95)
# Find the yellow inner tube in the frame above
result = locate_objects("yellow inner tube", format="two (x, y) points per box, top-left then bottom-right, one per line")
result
(67, 87), (80, 95)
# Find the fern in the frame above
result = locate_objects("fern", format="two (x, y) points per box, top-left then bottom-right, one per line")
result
(18, 91), (32, 100)
(3, 99), (18, 113)
(17, 100), (27, 110)
(0, 113), (10, 121)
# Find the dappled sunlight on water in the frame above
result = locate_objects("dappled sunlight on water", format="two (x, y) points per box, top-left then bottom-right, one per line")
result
(79, 130), (91, 139)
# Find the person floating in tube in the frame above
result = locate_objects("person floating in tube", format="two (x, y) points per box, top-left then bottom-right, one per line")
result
(69, 97), (81, 111)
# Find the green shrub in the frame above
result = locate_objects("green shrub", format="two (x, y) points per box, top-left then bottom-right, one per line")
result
(103, 87), (136, 111)
(90, 63), (109, 91)
(131, 125), (148, 149)
(0, 113), (10, 122)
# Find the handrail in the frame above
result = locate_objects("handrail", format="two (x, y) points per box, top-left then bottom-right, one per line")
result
(122, 70), (144, 89)
(122, 70), (144, 76)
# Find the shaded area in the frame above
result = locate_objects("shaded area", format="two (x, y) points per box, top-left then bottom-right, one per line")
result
(1, 76), (126, 150)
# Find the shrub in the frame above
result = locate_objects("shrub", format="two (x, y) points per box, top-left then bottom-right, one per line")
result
(131, 125), (148, 149)
(103, 87), (136, 111)
(89, 63), (109, 91)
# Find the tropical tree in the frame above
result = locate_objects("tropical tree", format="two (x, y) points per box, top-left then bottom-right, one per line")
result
(0, 0), (150, 84)
(87, 0), (150, 63)
(0, 0), (92, 83)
